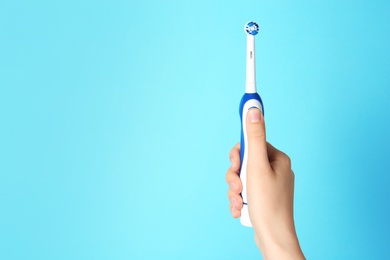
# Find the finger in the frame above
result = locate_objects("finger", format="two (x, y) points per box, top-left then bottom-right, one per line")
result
(246, 108), (271, 172)
(229, 200), (241, 218)
(228, 189), (243, 210)
(231, 205), (241, 218)
(229, 143), (241, 172)
(226, 167), (242, 194)
(245, 109), (272, 225)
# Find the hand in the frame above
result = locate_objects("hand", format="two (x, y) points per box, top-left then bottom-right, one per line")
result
(226, 108), (305, 260)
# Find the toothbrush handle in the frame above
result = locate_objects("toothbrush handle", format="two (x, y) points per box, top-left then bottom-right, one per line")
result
(239, 93), (264, 227)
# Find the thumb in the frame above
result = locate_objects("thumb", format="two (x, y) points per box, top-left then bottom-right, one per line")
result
(246, 108), (269, 170)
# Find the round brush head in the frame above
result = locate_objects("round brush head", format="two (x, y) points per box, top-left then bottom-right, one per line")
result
(244, 21), (259, 36)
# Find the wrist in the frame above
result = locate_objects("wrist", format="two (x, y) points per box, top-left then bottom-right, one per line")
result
(254, 219), (305, 260)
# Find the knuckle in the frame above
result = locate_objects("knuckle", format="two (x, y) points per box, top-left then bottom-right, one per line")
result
(225, 168), (234, 182)
(248, 128), (266, 140)
(225, 170), (230, 183)
(227, 189), (234, 199)
(280, 152), (292, 168)
(229, 145), (240, 160)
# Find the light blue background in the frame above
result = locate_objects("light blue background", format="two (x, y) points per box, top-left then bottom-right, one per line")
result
(1, 0), (390, 259)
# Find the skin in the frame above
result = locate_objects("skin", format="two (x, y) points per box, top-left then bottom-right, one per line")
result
(226, 108), (305, 260)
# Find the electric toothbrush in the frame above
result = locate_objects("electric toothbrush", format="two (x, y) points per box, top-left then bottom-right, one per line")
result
(239, 21), (264, 227)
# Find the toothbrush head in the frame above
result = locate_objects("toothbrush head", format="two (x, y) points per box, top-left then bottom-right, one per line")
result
(245, 21), (259, 36)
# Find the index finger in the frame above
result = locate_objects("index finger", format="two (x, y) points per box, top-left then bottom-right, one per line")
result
(229, 143), (240, 172)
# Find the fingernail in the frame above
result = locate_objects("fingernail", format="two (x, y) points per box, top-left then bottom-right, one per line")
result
(249, 108), (261, 123)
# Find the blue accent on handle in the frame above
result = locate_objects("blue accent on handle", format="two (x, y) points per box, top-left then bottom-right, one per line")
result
(239, 92), (264, 176)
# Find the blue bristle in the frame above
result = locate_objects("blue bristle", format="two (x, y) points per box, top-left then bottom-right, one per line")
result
(245, 21), (259, 36)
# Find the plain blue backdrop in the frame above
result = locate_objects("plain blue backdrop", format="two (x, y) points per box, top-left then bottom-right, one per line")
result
(1, 0), (390, 259)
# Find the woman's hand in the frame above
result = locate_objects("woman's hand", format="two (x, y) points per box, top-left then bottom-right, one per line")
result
(225, 108), (305, 260)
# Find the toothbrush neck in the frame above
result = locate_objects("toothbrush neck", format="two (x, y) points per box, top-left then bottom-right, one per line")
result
(246, 35), (257, 93)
